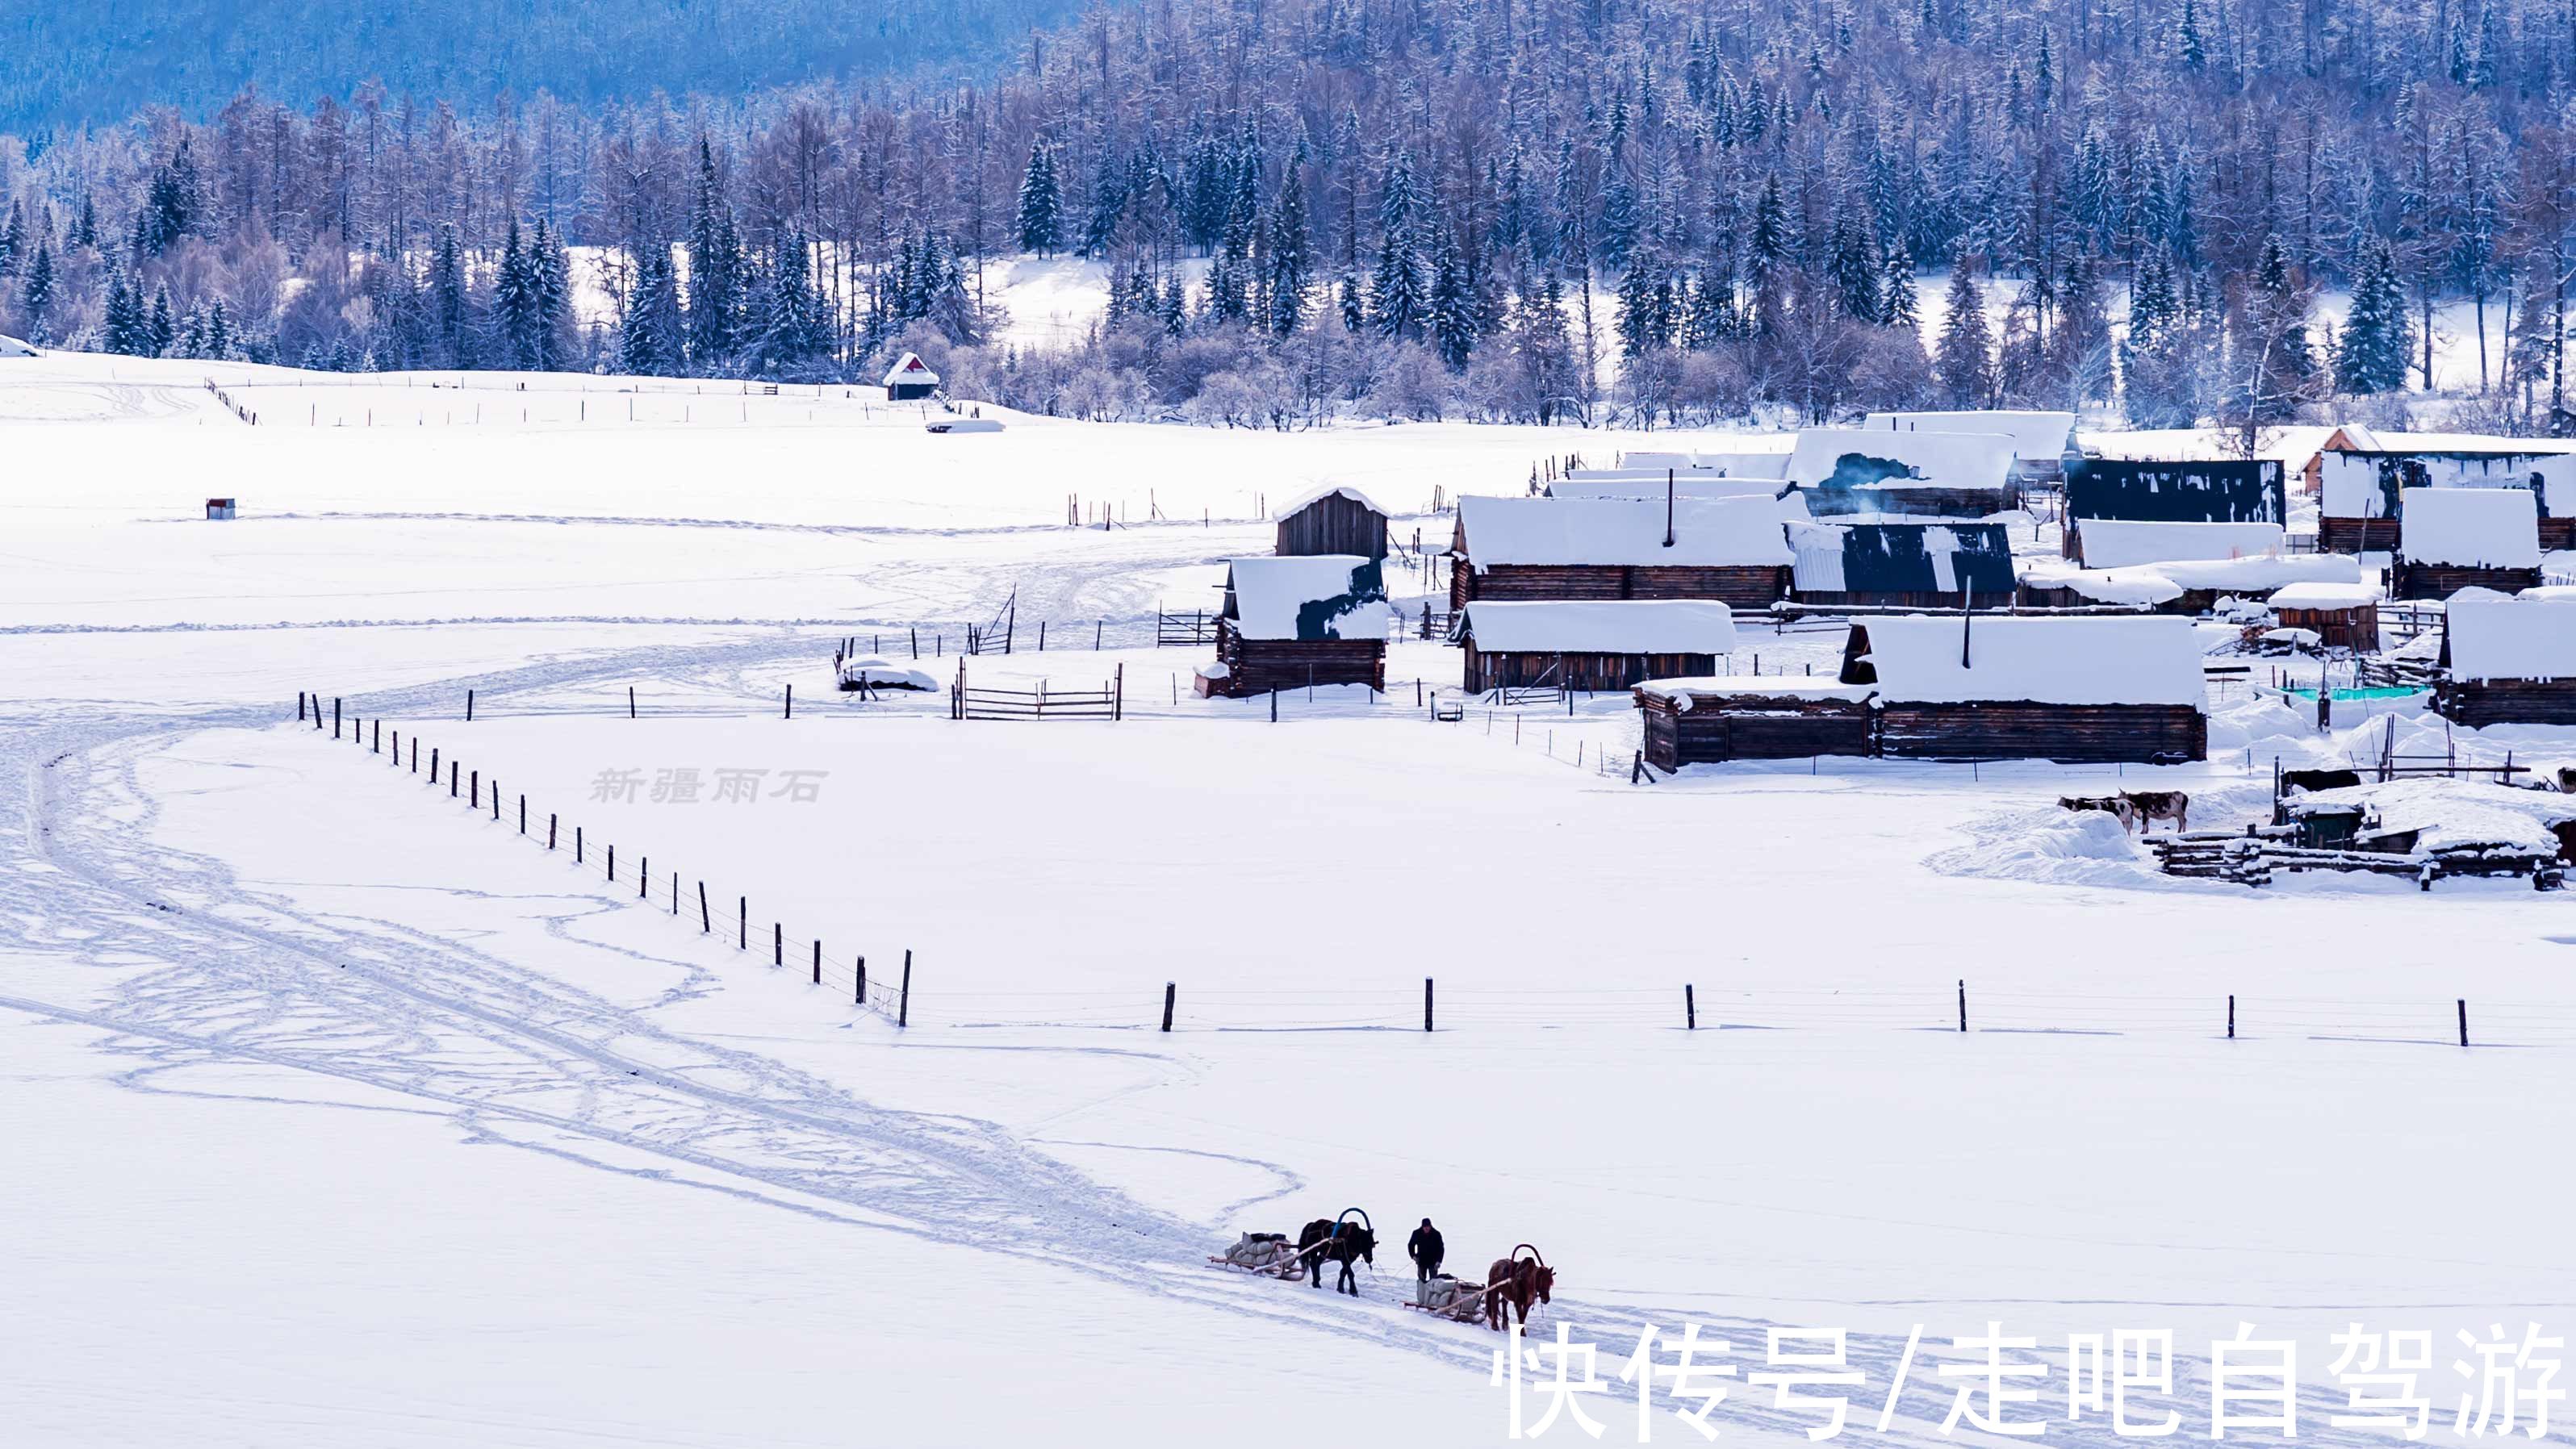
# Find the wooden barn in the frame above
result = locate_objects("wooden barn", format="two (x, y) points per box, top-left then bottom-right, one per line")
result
(2063, 459), (2286, 559)
(1453, 600), (1736, 694)
(2390, 487), (2544, 599)
(1859, 410), (2079, 485)
(1784, 426), (2021, 518)
(1787, 521), (2016, 608)
(1197, 555), (1390, 699)
(2067, 519), (2285, 570)
(881, 351), (940, 400)
(2265, 583), (2383, 651)
(1842, 615), (2209, 762)
(1274, 486), (1390, 560)
(1448, 494), (1795, 611)
(1633, 679), (1877, 770)
(2434, 590), (2576, 726)
(2317, 436), (2576, 553)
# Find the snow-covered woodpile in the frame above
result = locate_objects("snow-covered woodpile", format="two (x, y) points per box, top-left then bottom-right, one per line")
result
(1786, 521), (2016, 608)
(1273, 486), (1390, 561)
(2276, 778), (2576, 886)
(1200, 555), (1391, 699)
(1448, 494), (1796, 611)
(1841, 616), (2210, 763)
(1453, 599), (1736, 694)
(2266, 583), (2383, 651)
(1630, 679), (1876, 769)
(2390, 487), (2544, 599)
(2062, 459), (2286, 561)
(2317, 434), (2576, 553)
(1857, 410), (2077, 484)
(2434, 589), (2576, 726)
(1783, 427), (2020, 519)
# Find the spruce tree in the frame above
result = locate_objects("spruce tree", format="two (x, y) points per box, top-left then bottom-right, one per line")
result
(1830, 212), (1880, 323)
(429, 223), (475, 368)
(620, 244), (684, 377)
(1080, 147), (1127, 257)
(148, 282), (174, 356)
(19, 240), (53, 340)
(1261, 176), (1313, 338)
(1016, 143), (1064, 256)
(1428, 227), (1476, 369)
(493, 220), (544, 370)
(2336, 240), (2413, 395)
(533, 221), (572, 371)
(1934, 255), (1995, 407)
(1880, 238), (1919, 330)
(687, 142), (743, 371)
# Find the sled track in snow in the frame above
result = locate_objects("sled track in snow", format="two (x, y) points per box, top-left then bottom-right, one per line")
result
(0, 633), (2339, 1442)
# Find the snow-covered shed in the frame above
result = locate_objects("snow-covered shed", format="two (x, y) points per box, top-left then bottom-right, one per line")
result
(2080, 425), (2348, 497)
(2317, 435), (2576, 552)
(2434, 591), (2576, 726)
(2266, 582), (2382, 651)
(1274, 485), (1390, 561)
(1859, 410), (2078, 483)
(1786, 521), (2016, 607)
(2391, 486), (2543, 600)
(2280, 777), (2576, 869)
(2062, 458), (2286, 561)
(2016, 551), (2361, 614)
(1453, 599), (1737, 694)
(2068, 519), (2286, 570)
(1784, 427), (2020, 518)
(1200, 555), (1391, 698)
(1448, 494), (1796, 611)
(1631, 677), (1877, 769)
(1839, 616), (2209, 762)
(882, 351), (941, 400)
(0, 334), (37, 358)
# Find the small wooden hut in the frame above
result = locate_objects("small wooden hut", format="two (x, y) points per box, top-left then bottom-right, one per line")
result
(1633, 679), (1877, 769)
(1448, 494), (1794, 611)
(1198, 555), (1390, 699)
(1787, 521), (2015, 608)
(2063, 459), (2286, 559)
(2265, 583), (2382, 651)
(1453, 599), (1736, 694)
(2318, 436), (2576, 553)
(2434, 591), (2576, 726)
(882, 351), (940, 400)
(2390, 487), (2544, 599)
(1274, 486), (1390, 560)
(1842, 615), (2208, 762)
(1784, 426), (2022, 517)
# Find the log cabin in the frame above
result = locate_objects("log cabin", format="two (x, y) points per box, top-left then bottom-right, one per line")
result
(2264, 583), (2383, 651)
(2390, 487), (2544, 600)
(1857, 409), (2078, 486)
(1784, 425), (2022, 518)
(2433, 589), (2576, 726)
(2317, 435), (2576, 553)
(1273, 485), (1390, 561)
(1841, 615), (2209, 762)
(1787, 520), (2016, 608)
(1453, 599), (1736, 694)
(2063, 458), (2285, 560)
(1448, 494), (1795, 611)
(1632, 679), (1877, 769)
(1197, 555), (1390, 699)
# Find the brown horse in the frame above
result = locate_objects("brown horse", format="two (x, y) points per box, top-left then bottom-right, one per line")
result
(1482, 1245), (1554, 1330)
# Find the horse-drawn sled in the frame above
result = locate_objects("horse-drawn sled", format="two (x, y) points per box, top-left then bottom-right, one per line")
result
(1210, 1209), (1378, 1293)
(1402, 1243), (1554, 1330)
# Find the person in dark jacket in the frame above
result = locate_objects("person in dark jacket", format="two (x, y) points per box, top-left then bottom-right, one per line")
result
(1407, 1218), (1445, 1281)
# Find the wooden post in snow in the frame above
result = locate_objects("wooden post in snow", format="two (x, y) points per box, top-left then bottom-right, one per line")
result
(1957, 979), (1968, 1033)
(2227, 995), (2235, 1039)
(898, 950), (912, 1028)
(855, 957), (867, 1005)
(1161, 982), (1177, 1033)
(699, 882), (710, 933)
(1424, 977), (1435, 1033)
(2458, 999), (2469, 1048)
(1686, 984), (1696, 1030)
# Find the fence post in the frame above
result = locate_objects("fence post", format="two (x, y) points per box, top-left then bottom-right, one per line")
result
(774, 922), (782, 967)
(1424, 977), (1435, 1033)
(898, 950), (912, 1028)
(699, 882), (710, 933)
(373, 720), (380, 754)
(298, 691), (307, 722)
(450, 761), (458, 798)
(1162, 981), (1177, 1033)
(813, 940), (821, 985)
(575, 827), (583, 864)
(550, 813), (557, 850)
(333, 697), (341, 738)
(739, 897), (746, 950)
(629, 686), (636, 719)
(855, 957), (866, 1005)
(606, 845), (613, 880)
(2458, 998), (2469, 1048)
(470, 770), (478, 809)
(520, 795), (526, 833)
(466, 689), (474, 721)
(2227, 995), (2235, 1039)
(784, 683), (792, 719)
(1957, 979), (1968, 1033)
(1686, 983), (1696, 1030)
(637, 855), (646, 896)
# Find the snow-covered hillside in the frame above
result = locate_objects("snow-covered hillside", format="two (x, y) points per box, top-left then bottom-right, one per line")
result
(3, 349), (2570, 1447)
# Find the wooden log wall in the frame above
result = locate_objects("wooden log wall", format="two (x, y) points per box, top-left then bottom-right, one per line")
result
(2273, 603), (2381, 651)
(2433, 679), (2576, 727)
(2319, 516), (2402, 553)
(1454, 564), (1790, 610)
(2392, 562), (2543, 601)
(2541, 517), (2575, 550)
(1276, 495), (1390, 560)
(1465, 649), (1718, 694)
(1876, 702), (2207, 763)
(1634, 691), (1876, 770)
(1213, 624), (1387, 697)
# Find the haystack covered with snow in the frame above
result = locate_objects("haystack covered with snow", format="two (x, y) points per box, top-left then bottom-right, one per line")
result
(2285, 777), (2576, 858)
(836, 658), (939, 691)
(1454, 600), (1738, 693)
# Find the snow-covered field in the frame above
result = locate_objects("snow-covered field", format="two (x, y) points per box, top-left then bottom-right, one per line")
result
(4, 350), (2571, 1447)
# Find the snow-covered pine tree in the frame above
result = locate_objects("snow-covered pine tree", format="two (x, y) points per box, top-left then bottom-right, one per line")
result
(1428, 226), (1476, 369)
(147, 280), (174, 356)
(429, 223), (476, 368)
(19, 240), (54, 340)
(687, 142), (743, 372)
(1016, 142), (1064, 256)
(1080, 146), (1127, 257)
(2335, 239), (2412, 395)
(1880, 237), (1918, 331)
(1933, 255), (1994, 407)
(492, 220), (543, 370)
(619, 243), (684, 376)
(533, 221), (572, 371)
(1261, 175), (1312, 338)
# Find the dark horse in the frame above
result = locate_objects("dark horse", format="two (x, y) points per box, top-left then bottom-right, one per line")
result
(1296, 1211), (1377, 1296)
(1483, 1245), (1554, 1330)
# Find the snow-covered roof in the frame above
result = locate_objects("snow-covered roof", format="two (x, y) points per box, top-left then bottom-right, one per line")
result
(2077, 520), (2286, 570)
(1456, 600), (1738, 655)
(1453, 494), (1795, 569)
(1551, 476), (1789, 503)
(2447, 592), (2576, 682)
(0, 334), (37, 358)
(2022, 552), (2358, 602)
(2080, 424), (2341, 470)
(2320, 445), (2576, 517)
(1276, 482), (1395, 519)
(1222, 555), (1392, 641)
(2398, 486), (2541, 569)
(2331, 427), (2576, 456)
(1784, 427), (2017, 491)
(1858, 411), (2077, 461)
(1787, 521), (2016, 595)
(1848, 616), (2209, 707)
(1633, 676), (1876, 704)
(1618, 440), (1796, 469)
(882, 351), (941, 386)
(2266, 582), (2383, 610)
(2283, 777), (2576, 854)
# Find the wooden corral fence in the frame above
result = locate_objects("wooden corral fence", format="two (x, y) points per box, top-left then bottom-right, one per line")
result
(951, 662), (1123, 720)
(2147, 826), (2565, 892)
(204, 378), (258, 425)
(1156, 607), (1219, 646)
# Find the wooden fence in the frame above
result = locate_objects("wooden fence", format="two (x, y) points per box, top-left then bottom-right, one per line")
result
(951, 663), (1123, 720)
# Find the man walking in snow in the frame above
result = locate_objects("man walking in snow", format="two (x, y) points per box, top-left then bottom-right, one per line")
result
(1407, 1217), (1444, 1282)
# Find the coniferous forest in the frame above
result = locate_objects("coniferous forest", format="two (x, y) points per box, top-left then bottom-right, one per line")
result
(4, 0), (2575, 430)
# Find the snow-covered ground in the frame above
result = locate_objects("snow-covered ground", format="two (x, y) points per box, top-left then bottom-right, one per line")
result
(4, 349), (2571, 1447)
